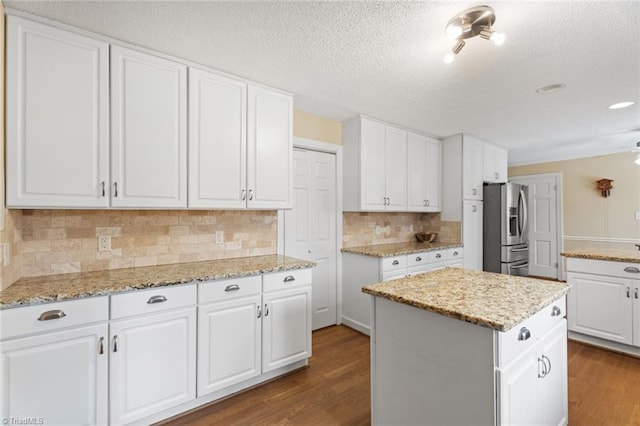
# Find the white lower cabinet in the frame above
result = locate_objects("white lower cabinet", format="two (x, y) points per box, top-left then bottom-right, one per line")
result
(497, 320), (568, 426)
(109, 285), (197, 425)
(0, 297), (109, 425)
(197, 276), (262, 396)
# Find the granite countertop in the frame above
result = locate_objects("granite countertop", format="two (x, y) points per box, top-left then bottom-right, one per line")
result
(561, 248), (640, 263)
(0, 255), (315, 310)
(341, 241), (462, 257)
(362, 268), (571, 332)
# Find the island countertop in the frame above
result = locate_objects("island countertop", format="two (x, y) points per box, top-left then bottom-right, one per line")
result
(561, 248), (640, 263)
(362, 268), (570, 332)
(0, 255), (315, 310)
(341, 241), (462, 257)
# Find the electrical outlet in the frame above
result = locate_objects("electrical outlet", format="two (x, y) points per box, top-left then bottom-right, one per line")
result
(215, 231), (224, 244)
(98, 235), (111, 252)
(376, 226), (381, 236)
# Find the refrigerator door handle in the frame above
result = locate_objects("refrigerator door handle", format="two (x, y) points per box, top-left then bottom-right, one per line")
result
(510, 262), (529, 269)
(519, 188), (528, 241)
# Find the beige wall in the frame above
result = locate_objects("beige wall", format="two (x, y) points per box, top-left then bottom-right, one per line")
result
(293, 110), (342, 144)
(509, 152), (640, 251)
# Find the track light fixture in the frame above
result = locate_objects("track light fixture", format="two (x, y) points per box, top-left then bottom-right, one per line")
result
(443, 5), (505, 63)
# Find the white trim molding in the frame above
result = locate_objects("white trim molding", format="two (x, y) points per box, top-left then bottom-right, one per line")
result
(563, 236), (640, 244)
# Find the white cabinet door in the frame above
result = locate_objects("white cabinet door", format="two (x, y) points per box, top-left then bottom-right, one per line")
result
(634, 283), (640, 347)
(111, 46), (187, 208)
(539, 320), (568, 426)
(497, 347), (540, 426)
(462, 136), (484, 200)
(463, 200), (483, 270)
(197, 295), (262, 396)
(407, 132), (428, 211)
(262, 286), (312, 373)
(247, 85), (293, 209)
(360, 118), (387, 211)
(0, 324), (108, 425)
(188, 68), (247, 209)
(425, 137), (442, 211)
(484, 143), (508, 183)
(110, 307), (196, 425)
(385, 125), (407, 211)
(567, 272), (633, 344)
(6, 16), (109, 208)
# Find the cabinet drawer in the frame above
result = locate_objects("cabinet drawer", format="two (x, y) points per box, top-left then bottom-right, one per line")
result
(495, 296), (566, 367)
(199, 275), (262, 304)
(263, 268), (312, 293)
(110, 283), (196, 320)
(381, 256), (407, 272)
(407, 252), (429, 268)
(426, 247), (464, 263)
(0, 296), (109, 340)
(566, 257), (640, 279)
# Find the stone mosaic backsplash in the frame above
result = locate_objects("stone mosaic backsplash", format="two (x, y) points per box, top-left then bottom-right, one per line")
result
(342, 212), (461, 248)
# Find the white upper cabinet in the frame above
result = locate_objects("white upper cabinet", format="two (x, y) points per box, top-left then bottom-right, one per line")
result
(247, 86), (293, 209)
(343, 116), (412, 212)
(462, 135), (484, 200)
(6, 16), (110, 208)
(188, 69), (247, 209)
(407, 132), (442, 212)
(110, 46), (188, 208)
(484, 142), (508, 183)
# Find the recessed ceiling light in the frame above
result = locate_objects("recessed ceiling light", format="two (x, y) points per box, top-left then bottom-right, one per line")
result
(536, 84), (565, 94)
(608, 101), (635, 110)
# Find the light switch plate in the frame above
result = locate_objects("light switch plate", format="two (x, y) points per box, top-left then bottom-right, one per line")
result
(98, 235), (111, 252)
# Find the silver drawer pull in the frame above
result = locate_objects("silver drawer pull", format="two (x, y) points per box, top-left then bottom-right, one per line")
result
(518, 327), (531, 341)
(283, 275), (296, 283)
(453, 251), (459, 256)
(225, 284), (240, 292)
(38, 310), (66, 321)
(147, 295), (167, 304)
(113, 335), (118, 353)
(392, 260), (400, 265)
(98, 337), (105, 355)
(627, 287), (631, 298)
(415, 256), (422, 262)
(435, 253), (442, 259)
(257, 306), (262, 319)
(624, 267), (640, 273)
(551, 306), (562, 317)
(636, 288), (639, 300)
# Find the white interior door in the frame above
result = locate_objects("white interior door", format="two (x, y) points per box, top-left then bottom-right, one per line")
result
(510, 174), (560, 279)
(285, 148), (337, 330)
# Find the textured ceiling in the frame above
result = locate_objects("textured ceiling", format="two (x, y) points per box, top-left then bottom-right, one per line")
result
(5, 0), (640, 166)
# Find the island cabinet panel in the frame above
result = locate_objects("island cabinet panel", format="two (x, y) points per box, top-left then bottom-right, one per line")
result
(6, 16), (110, 208)
(566, 257), (640, 352)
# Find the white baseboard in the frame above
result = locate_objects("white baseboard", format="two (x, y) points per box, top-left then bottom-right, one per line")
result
(341, 316), (370, 336)
(568, 331), (640, 358)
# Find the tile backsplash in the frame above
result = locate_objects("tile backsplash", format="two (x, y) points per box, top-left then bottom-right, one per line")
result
(0, 209), (22, 290)
(19, 209), (277, 279)
(342, 212), (461, 248)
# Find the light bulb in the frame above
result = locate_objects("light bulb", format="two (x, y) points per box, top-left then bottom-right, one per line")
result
(490, 31), (506, 46)
(446, 24), (463, 39)
(444, 52), (455, 64)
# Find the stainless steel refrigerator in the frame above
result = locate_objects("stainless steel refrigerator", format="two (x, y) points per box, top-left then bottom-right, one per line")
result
(483, 183), (529, 276)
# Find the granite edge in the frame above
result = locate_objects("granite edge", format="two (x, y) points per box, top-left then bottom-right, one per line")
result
(561, 251), (640, 264)
(342, 242), (463, 257)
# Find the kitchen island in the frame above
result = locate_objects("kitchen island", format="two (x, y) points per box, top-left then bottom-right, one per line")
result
(363, 268), (570, 426)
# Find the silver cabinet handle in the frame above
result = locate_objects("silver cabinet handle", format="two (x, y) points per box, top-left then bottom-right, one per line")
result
(387, 197), (391, 205)
(38, 310), (66, 321)
(517, 327), (531, 341)
(113, 335), (118, 353)
(264, 304), (269, 317)
(98, 337), (105, 355)
(636, 288), (639, 299)
(392, 260), (400, 265)
(423, 200), (427, 207)
(225, 284), (240, 292)
(495, 172), (500, 179)
(113, 182), (119, 197)
(472, 188), (477, 195)
(538, 357), (548, 378)
(283, 275), (296, 283)
(241, 189), (246, 201)
(435, 253), (442, 259)
(425, 200), (430, 207)
(627, 287), (631, 298)
(453, 251), (459, 256)
(624, 267), (640, 273)
(101, 181), (105, 197)
(248, 189), (254, 201)
(147, 295), (167, 304)
(472, 205), (478, 213)
(542, 354), (551, 376)
(257, 306), (262, 319)
(551, 306), (562, 317)
(416, 256), (422, 262)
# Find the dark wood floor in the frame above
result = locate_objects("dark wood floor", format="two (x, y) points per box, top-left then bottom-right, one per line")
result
(163, 325), (640, 426)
